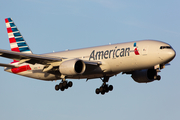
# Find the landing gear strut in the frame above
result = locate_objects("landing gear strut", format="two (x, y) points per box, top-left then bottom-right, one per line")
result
(95, 76), (113, 95)
(55, 80), (73, 91)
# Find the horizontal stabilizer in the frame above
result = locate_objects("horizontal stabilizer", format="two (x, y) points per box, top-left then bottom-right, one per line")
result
(0, 49), (64, 65)
(0, 63), (19, 68)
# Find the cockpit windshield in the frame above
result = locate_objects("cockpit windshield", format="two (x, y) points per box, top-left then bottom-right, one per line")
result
(160, 46), (172, 49)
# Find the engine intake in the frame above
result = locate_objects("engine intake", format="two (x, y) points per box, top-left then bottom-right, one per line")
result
(59, 59), (86, 76)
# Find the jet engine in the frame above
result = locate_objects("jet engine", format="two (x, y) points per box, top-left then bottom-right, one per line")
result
(131, 69), (161, 83)
(59, 59), (86, 76)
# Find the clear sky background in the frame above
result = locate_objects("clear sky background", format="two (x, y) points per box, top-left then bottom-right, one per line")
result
(0, 0), (179, 120)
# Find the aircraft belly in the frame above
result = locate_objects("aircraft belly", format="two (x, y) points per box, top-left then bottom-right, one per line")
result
(5, 68), (59, 81)
(103, 56), (136, 72)
(25, 72), (59, 81)
(66, 72), (117, 79)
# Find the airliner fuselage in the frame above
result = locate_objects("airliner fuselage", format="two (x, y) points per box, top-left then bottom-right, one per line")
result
(5, 40), (175, 81)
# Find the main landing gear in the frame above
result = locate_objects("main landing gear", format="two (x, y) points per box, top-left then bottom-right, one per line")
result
(95, 76), (113, 95)
(55, 80), (73, 91)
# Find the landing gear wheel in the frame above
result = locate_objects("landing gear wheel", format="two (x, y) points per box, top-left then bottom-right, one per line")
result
(104, 84), (109, 93)
(157, 75), (161, 80)
(59, 83), (63, 89)
(68, 81), (73, 87)
(60, 87), (65, 91)
(95, 88), (100, 94)
(105, 88), (109, 93)
(108, 85), (113, 91)
(63, 81), (67, 87)
(100, 87), (104, 92)
(101, 91), (105, 95)
(65, 85), (69, 89)
(55, 85), (59, 91)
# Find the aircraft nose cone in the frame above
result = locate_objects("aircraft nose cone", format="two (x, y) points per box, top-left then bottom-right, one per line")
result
(159, 48), (176, 62)
(167, 49), (176, 61)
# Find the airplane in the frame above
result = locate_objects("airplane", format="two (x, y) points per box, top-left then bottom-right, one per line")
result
(0, 18), (176, 95)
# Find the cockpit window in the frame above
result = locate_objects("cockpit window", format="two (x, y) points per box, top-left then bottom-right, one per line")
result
(160, 46), (172, 49)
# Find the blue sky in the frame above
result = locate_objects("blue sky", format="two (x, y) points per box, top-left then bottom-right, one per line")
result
(0, 0), (179, 120)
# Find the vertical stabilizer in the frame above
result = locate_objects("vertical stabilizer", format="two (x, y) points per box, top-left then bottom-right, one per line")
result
(5, 18), (32, 54)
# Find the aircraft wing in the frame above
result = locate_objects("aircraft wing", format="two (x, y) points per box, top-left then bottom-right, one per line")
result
(0, 49), (101, 67)
(0, 49), (63, 65)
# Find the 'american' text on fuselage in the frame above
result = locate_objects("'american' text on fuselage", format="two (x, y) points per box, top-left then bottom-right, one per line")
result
(89, 47), (130, 60)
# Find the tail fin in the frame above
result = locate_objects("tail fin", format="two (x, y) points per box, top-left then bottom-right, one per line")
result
(5, 18), (32, 54)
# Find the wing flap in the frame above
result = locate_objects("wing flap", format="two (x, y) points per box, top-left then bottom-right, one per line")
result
(83, 60), (102, 66)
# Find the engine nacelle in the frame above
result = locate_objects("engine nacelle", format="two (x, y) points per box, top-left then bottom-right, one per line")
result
(131, 69), (160, 83)
(59, 59), (86, 76)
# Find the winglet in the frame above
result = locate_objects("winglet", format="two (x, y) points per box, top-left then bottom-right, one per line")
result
(5, 18), (32, 54)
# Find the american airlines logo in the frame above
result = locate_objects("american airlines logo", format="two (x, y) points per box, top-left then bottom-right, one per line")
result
(133, 42), (140, 55)
(89, 43), (140, 60)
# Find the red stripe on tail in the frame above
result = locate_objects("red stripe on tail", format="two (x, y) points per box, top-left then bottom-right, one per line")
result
(7, 27), (13, 33)
(11, 47), (20, 52)
(9, 37), (16, 43)
(5, 18), (9, 23)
